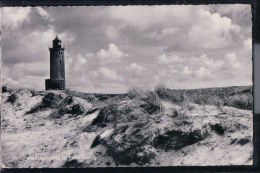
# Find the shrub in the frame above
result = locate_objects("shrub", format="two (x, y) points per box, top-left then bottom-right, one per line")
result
(237, 137), (250, 146)
(63, 96), (74, 105)
(207, 97), (224, 108)
(42, 92), (64, 108)
(26, 92), (65, 114)
(210, 123), (226, 135)
(155, 84), (170, 99)
(152, 129), (207, 151)
(90, 135), (102, 148)
(69, 104), (85, 115)
(62, 159), (84, 168)
(50, 110), (63, 119)
(106, 122), (155, 165)
(6, 93), (18, 104)
(140, 91), (162, 114)
(91, 103), (119, 127)
(190, 93), (208, 105)
(226, 93), (253, 110)
(2, 86), (8, 93)
(127, 87), (147, 99)
(155, 85), (185, 104)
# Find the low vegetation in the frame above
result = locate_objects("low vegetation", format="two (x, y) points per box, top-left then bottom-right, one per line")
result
(1, 85), (253, 167)
(155, 85), (253, 110)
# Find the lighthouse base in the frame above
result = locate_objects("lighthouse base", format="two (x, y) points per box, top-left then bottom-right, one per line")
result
(45, 79), (66, 90)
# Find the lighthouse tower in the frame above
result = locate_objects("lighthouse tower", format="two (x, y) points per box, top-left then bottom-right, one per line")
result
(45, 36), (66, 90)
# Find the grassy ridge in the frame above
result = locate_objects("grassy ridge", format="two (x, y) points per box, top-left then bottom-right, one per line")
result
(64, 85), (253, 110)
(155, 85), (253, 110)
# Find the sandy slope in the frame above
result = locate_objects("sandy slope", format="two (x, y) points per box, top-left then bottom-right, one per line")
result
(1, 89), (253, 167)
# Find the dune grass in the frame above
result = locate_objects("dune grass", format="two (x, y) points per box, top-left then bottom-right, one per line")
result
(154, 85), (252, 110)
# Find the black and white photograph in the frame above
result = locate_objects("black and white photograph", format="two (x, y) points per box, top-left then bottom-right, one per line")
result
(1, 5), (253, 167)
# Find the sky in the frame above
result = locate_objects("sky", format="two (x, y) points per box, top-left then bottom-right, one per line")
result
(1, 5), (252, 93)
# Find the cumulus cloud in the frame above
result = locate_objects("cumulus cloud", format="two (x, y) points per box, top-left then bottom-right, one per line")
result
(188, 9), (241, 49)
(2, 7), (31, 29)
(194, 67), (212, 79)
(127, 63), (144, 74)
(189, 54), (224, 70)
(35, 7), (52, 20)
(182, 66), (192, 75)
(96, 43), (125, 65)
(2, 77), (20, 88)
(13, 62), (48, 76)
(68, 54), (88, 73)
(224, 52), (241, 69)
(108, 6), (196, 31)
(99, 67), (122, 80)
(157, 54), (183, 64)
(2, 25), (74, 65)
(145, 27), (180, 40)
(105, 25), (120, 40)
(90, 67), (122, 81)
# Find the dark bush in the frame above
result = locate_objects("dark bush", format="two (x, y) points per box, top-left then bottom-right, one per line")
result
(210, 123), (226, 135)
(69, 104), (85, 115)
(105, 122), (154, 165)
(91, 103), (119, 127)
(226, 93), (253, 110)
(42, 92), (64, 108)
(62, 159), (84, 168)
(86, 108), (99, 115)
(155, 84), (170, 99)
(62, 96), (74, 105)
(237, 138), (250, 146)
(50, 110), (64, 119)
(155, 85), (185, 104)
(26, 92), (66, 114)
(134, 145), (157, 164)
(90, 135), (102, 148)
(152, 129), (207, 151)
(127, 87), (146, 99)
(2, 86), (8, 93)
(140, 92), (162, 114)
(6, 93), (18, 104)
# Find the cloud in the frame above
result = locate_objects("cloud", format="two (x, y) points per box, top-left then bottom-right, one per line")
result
(126, 63), (145, 79)
(127, 63), (144, 74)
(189, 54), (224, 70)
(13, 62), (48, 76)
(108, 6), (196, 31)
(194, 67), (211, 79)
(2, 7), (31, 29)
(68, 54), (88, 73)
(211, 4), (251, 28)
(90, 67), (122, 81)
(188, 9), (241, 49)
(2, 23), (75, 65)
(35, 7), (52, 20)
(182, 66), (192, 75)
(224, 52), (240, 69)
(157, 54), (183, 64)
(145, 27), (180, 40)
(2, 77), (20, 87)
(105, 25), (120, 40)
(96, 43), (125, 65)
(244, 38), (252, 51)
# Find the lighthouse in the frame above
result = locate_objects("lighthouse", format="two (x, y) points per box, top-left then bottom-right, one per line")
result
(45, 36), (66, 90)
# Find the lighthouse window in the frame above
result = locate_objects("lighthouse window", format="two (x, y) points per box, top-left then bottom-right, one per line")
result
(60, 60), (62, 65)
